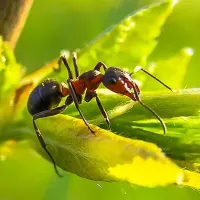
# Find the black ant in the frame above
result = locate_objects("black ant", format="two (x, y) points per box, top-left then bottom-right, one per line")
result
(27, 52), (172, 177)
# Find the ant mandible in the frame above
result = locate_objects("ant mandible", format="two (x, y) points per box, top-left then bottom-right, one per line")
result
(27, 52), (172, 177)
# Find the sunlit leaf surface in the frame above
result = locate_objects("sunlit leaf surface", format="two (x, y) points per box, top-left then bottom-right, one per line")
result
(34, 115), (183, 187)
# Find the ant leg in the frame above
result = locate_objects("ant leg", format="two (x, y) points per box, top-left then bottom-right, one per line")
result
(67, 79), (95, 134)
(94, 62), (108, 72)
(33, 105), (67, 177)
(85, 92), (110, 130)
(95, 95), (111, 130)
(58, 55), (73, 79)
(132, 83), (167, 135)
(132, 66), (173, 92)
(72, 52), (79, 78)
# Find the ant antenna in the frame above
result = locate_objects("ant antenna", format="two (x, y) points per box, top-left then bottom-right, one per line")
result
(131, 66), (173, 92)
(132, 83), (166, 135)
(138, 99), (166, 135)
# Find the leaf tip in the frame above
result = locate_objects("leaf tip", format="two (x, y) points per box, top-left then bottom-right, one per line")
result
(108, 155), (184, 187)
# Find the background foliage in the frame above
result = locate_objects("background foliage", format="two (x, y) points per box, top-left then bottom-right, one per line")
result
(1, 0), (200, 199)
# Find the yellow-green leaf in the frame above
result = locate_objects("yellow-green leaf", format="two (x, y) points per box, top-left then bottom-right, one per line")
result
(142, 48), (194, 91)
(33, 114), (183, 187)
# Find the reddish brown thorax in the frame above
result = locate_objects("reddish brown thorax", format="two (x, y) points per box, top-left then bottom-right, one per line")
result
(71, 79), (85, 95)
(72, 70), (103, 95)
(60, 70), (103, 97)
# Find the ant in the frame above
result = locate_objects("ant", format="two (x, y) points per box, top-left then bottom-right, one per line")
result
(27, 52), (172, 177)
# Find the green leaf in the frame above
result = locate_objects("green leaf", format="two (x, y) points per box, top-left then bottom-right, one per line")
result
(67, 88), (200, 125)
(183, 170), (200, 189)
(0, 39), (22, 101)
(113, 116), (200, 165)
(0, 39), (23, 129)
(53, 0), (177, 82)
(22, 88), (200, 188)
(142, 48), (194, 91)
(79, 0), (176, 69)
(33, 114), (183, 187)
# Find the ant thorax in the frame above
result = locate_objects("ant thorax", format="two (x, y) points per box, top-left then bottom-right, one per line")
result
(78, 70), (103, 92)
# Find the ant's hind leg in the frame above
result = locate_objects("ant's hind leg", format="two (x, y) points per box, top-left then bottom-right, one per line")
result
(32, 105), (67, 177)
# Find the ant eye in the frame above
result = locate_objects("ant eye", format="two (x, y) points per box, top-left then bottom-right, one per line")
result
(109, 77), (117, 84)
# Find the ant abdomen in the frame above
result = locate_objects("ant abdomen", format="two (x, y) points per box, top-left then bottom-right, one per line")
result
(27, 79), (63, 115)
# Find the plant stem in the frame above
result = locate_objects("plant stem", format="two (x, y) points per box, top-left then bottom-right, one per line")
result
(0, 0), (33, 49)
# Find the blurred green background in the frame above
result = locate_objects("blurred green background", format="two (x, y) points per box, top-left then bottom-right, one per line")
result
(1, 0), (200, 199)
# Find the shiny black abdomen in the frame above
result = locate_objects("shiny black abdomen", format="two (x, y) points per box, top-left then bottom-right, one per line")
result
(27, 79), (63, 115)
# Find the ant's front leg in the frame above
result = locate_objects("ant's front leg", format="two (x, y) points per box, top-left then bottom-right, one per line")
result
(94, 62), (108, 72)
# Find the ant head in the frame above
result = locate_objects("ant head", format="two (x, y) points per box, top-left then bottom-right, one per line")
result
(102, 67), (140, 100)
